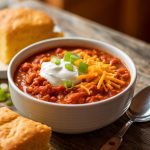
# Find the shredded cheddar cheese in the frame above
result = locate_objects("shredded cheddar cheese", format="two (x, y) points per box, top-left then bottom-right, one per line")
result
(102, 83), (108, 92)
(80, 85), (91, 95)
(97, 71), (106, 89)
(73, 50), (125, 95)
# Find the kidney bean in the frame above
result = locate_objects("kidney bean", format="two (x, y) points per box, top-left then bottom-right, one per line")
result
(117, 67), (127, 74)
(52, 86), (65, 93)
(21, 63), (32, 72)
(55, 48), (64, 54)
(26, 73), (36, 84)
(110, 58), (120, 65)
(64, 92), (86, 104)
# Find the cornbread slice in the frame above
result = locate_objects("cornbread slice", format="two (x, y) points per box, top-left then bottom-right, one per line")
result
(0, 107), (52, 150)
(0, 8), (63, 64)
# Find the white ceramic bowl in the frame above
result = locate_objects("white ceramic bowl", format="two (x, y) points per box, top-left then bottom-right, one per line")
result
(8, 38), (136, 134)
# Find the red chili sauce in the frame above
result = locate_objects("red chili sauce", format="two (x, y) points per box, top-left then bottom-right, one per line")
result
(14, 47), (130, 104)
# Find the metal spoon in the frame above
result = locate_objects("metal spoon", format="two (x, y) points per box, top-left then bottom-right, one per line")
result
(100, 86), (150, 150)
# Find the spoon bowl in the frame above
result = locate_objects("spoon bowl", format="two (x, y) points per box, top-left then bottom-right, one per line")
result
(127, 86), (150, 122)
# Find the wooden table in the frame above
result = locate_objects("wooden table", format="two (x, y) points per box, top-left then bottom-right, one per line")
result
(3, 1), (150, 150)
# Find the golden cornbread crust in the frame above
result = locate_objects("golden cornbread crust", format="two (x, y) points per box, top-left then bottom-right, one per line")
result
(0, 8), (58, 64)
(0, 107), (52, 150)
(0, 8), (54, 32)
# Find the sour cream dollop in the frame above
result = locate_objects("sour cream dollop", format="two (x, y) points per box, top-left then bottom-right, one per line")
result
(40, 59), (78, 86)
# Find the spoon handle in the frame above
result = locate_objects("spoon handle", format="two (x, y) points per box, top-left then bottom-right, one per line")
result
(100, 120), (133, 150)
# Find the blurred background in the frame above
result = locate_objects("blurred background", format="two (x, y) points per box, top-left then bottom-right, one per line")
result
(1, 0), (150, 43)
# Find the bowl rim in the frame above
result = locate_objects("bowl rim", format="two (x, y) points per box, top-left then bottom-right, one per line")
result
(8, 37), (137, 108)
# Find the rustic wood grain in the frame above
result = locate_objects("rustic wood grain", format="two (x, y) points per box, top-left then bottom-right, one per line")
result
(2, 1), (150, 150)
